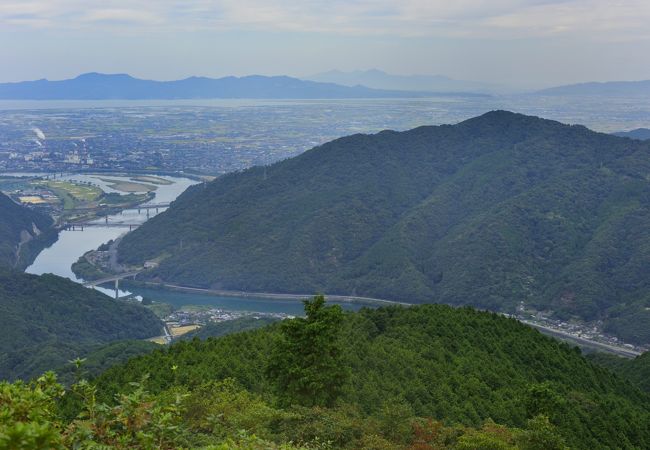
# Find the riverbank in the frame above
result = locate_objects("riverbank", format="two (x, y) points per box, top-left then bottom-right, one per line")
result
(521, 320), (641, 358)
(117, 279), (643, 358)
(129, 280), (412, 307)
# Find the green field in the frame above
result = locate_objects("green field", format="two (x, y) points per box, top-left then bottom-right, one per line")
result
(38, 180), (103, 209)
(97, 177), (158, 193)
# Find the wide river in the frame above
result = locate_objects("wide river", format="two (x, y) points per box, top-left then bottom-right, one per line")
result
(24, 173), (360, 315)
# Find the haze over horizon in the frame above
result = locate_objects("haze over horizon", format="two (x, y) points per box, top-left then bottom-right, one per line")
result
(1, 0), (649, 89)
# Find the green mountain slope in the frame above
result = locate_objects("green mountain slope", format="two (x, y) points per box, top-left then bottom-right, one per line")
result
(0, 270), (163, 380)
(178, 316), (279, 341)
(589, 351), (650, 392)
(117, 111), (650, 344)
(0, 191), (56, 269)
(93, 304), (650, 449)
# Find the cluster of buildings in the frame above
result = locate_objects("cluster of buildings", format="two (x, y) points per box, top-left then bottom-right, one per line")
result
(515, 302), (648, 354)
(164, 308), (291, 328)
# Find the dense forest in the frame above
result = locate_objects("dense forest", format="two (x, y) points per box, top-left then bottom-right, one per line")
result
(612, 128), (650, 141)
(0, 270), (162, 380)
(589, 351), (650, 393)
(179, 316), (279, 341)
(0, 191), (56, 269)
(65, 301), (648, 449)
(118, 111), (650, 344)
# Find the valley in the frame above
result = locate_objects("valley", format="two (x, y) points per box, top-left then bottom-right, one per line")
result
(3, 108), (650, 449)
(7, 108), (650, 359)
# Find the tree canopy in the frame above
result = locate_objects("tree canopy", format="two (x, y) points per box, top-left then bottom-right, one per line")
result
(0, 270), (162, 380)
(90, 302), (650, 448)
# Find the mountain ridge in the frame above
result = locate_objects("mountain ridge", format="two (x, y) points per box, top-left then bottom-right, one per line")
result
(612, 128), (650, 141)
(93, 303), (650, 449)
(0, 269), (163, 380)
(306, 68), (497, 93)
(536, 79), (650, 96)
(116, 110), (650, 344)
(0, 72), (459, 100)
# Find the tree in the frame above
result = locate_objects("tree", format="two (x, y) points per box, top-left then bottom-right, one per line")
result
(267, 295), (348, 407)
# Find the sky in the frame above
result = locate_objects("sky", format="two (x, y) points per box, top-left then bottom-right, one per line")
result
(1, 0), (649, 88)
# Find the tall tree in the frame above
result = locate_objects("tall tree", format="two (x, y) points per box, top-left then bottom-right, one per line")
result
(267, 295), (347, 407)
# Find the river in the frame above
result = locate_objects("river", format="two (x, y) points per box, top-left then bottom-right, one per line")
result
(24, 173), (361, 314)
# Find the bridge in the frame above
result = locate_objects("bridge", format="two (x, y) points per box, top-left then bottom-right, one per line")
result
(84, 270), (142, 298)
(63, 222), (141, 231)
(61, 201), (171, 231)
(121, 202), (170, 213)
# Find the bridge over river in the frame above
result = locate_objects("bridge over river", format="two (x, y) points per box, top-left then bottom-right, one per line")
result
(62, 202), (171, 230)
(83, 270), (142, 298)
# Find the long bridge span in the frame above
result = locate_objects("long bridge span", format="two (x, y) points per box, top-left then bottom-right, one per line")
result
(84, 270), (143, 298)
(121, 202), (170, 212)
(63, 222), (141, 231)
(62, 202), (171, 230)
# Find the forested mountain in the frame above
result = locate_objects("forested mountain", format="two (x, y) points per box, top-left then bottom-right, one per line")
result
(85, 303), (650, 448)
(0, 72), (430, 100)
(0, 191), (55, 269)
(0, 270), (162, 380)
(536, 79), (650, 96)
(589, 351), (650, 393)
(178, 316), (279, 341)
(613, 128), (650, 141)
(118, 111), (650, 344)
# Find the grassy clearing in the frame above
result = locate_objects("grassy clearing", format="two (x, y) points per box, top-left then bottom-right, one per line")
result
(144, 302), (176, 319)
(35, 180), (103, 209)
(169, 324), (201, 337)
(46, 180), (103, 202)
(98, 178), (158, 193)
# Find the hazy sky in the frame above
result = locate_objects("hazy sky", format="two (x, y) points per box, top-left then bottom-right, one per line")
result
(1, 0), (649, 88)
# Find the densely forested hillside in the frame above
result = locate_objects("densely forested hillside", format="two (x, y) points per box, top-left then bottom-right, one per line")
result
(612, 127), (650, 141)
(589, 351), (650, 393)
(118, 111), (650, 344)
(178, 316), (279, 341)
(0, 270), (162, 380)
(85, 303), (650, 449)
(53, 340), (160, 385)
(0, 191), (56, 269)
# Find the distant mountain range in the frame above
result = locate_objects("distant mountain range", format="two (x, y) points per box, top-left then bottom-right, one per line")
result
(612, 128), (650, 141)
(536, 80), (650, 96)
(307, 69), (496, 94)
(0, 72), (460, 100)
(117, 110), (650, 345)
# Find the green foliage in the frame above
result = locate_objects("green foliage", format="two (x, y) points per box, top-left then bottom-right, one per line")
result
(116, 111), (650, 344)
(588, 351), (650, 392)
(70, 254), (107, 281)
(0, 372), (65, 450)
(1, 370), (569, 450)
(144, 301), (176, 319)
(268, 295), (348, 407)
(179, 316), (279, 341)
(0, 191), (55, 269)
(54, 340), (160, 385)
(0, 270), (162, 381)
(91, 303), (650, 448)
